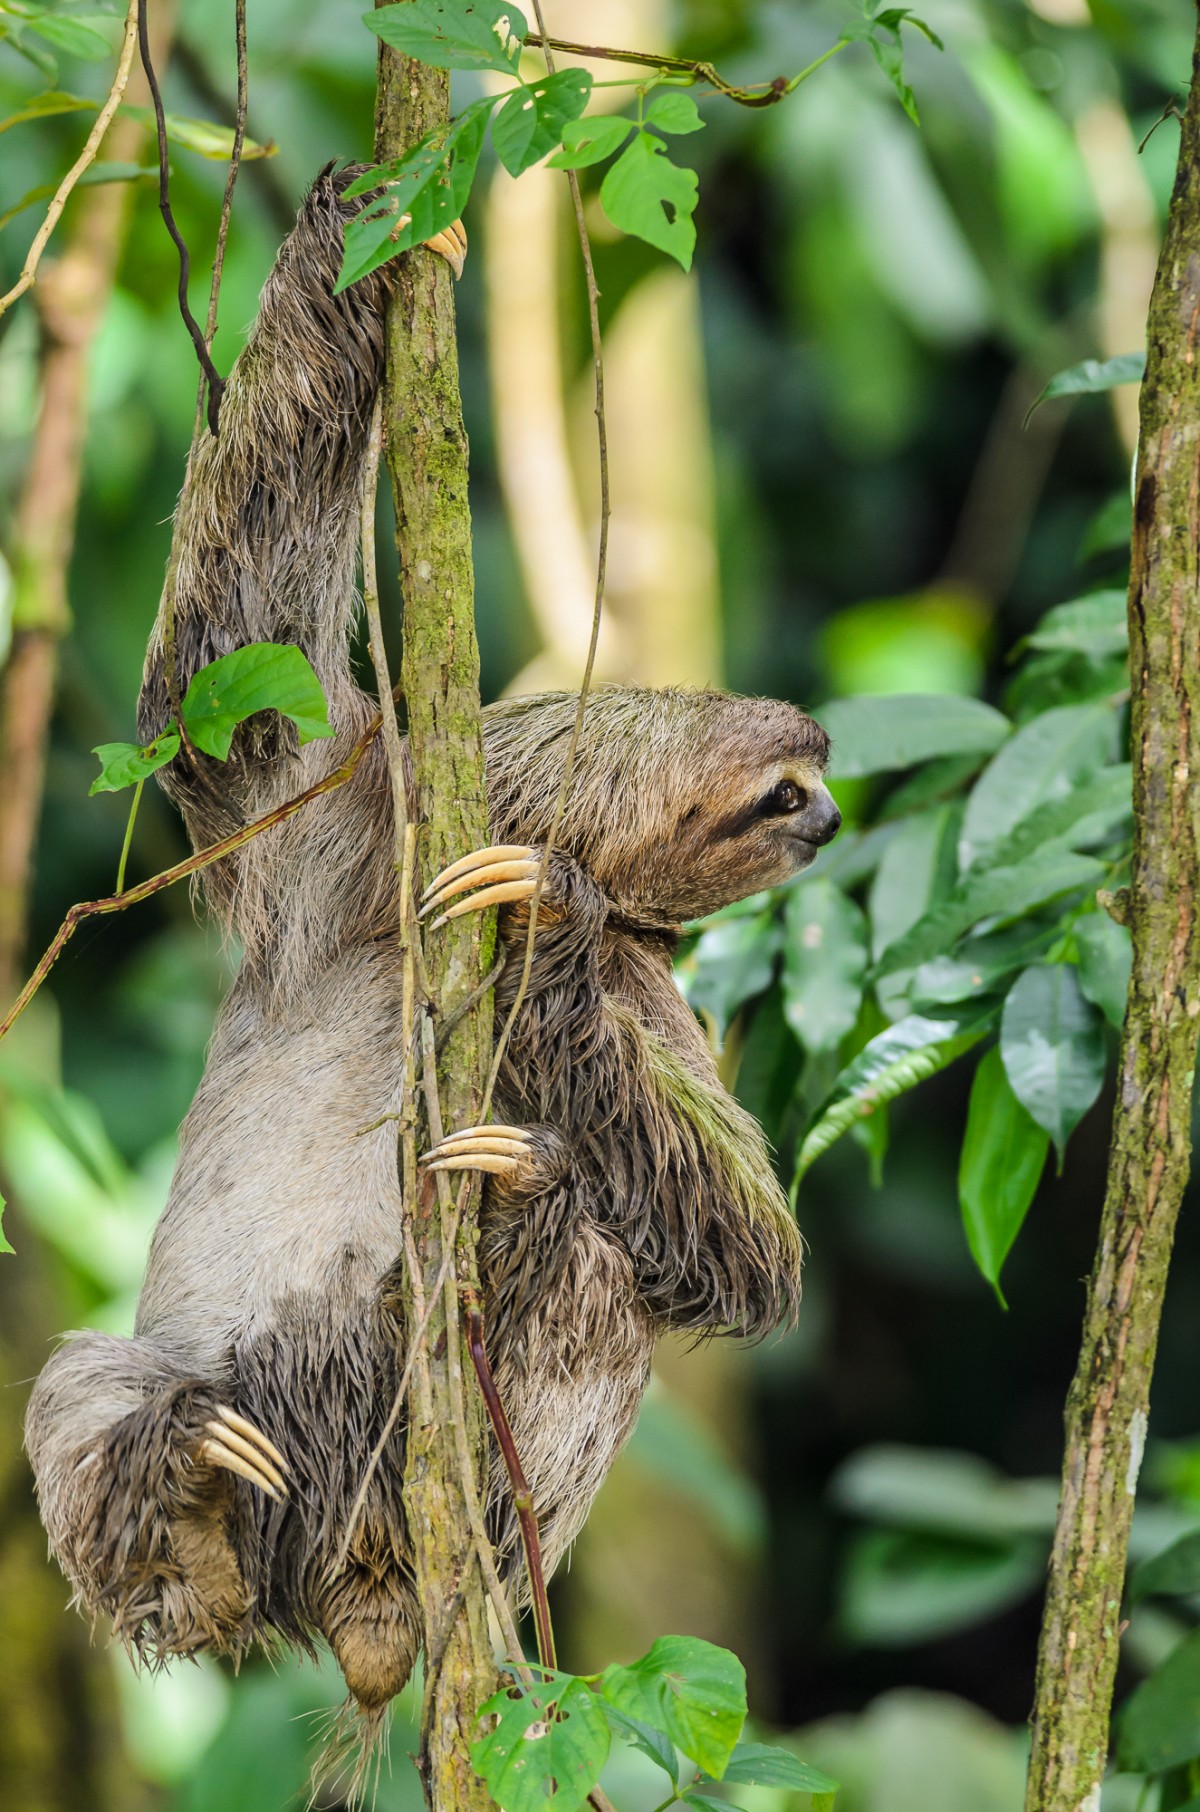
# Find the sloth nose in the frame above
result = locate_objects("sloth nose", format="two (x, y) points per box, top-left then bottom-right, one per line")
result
(811, 797), (841, 846)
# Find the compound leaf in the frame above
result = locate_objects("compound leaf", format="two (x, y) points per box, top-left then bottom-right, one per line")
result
(494, 69), (593, 176)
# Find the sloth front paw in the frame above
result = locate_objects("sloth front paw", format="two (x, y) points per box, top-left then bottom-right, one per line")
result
(396, 212), (467, 277)
(419, 1124), (567, 1199)
(194, 1404), (290, 1503)
(419, 844), (543, 929)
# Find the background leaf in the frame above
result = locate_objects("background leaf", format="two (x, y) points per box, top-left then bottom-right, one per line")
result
(1024, 590), (1128, 659)
(721, 1741), (839, 1791)
(1075, 911), (1132, 1029)
(999, 965), (1107, 1160)
(1117, 1627), (1200, 1773)
(679, 911), (781, 1037)
(782, 879), (869, 1054)
(957, 702), (1119, 870)
(1027, 352), (1145, 420)
(958, 1045), (1049, 1300)
(365, 0), (526, 72)
(1130, 1530), (1200, 1604)
(817, 694), (1010, 780)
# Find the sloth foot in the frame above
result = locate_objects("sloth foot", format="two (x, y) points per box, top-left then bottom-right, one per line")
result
(195, 1404), (290, 1503)
(399, 213), (468, 278)
(420, 844), (540, 929)
(419, 1123), (535, 1181)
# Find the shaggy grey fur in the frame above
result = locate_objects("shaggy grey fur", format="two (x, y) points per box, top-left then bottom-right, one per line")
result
(26, 168), (836, 1723)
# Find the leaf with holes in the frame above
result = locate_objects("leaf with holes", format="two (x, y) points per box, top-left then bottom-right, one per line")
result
(90, 728), (183, 796)
(599, 1637), (747, 1779)
(493, 69), (593, 176)
(794, 1011), (993, 1187)
(958, 1044), (1049, 1302)
(600, 131), (699, 270)
(546, 113), (632, 169)
(180, 644), (333, 762)
(473, 1673), (610, 1812)
(645, 91), (705, 134)
(999, 965), (1107, 1162)
(338, 103), (491, 292)
(782, 879), (868, 1055)
(366, 0), (526, 72)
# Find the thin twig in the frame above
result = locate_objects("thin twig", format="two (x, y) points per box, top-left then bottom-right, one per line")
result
(479, 4), (610, 1122)
(0, 0), (142, 319)
(192, 0), (248, 444)
(138, 1), (226, 433)
(462, 1288), (556, 1672)
(0, 717), (382, 1045)
(419, 1023), (532, 1681)
(522, 30), (791, 105)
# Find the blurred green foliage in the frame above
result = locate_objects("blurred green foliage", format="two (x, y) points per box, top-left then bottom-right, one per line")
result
(4, 0), (1200, 1809)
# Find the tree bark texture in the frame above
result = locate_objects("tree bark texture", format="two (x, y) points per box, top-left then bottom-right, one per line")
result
(1024, 16), (1200, 1810)
(373, 20), (499, 1809)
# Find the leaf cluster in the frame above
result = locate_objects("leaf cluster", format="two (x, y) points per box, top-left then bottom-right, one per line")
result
(679, 561), (1133, 1303)
(471, 1635), (838, 1812)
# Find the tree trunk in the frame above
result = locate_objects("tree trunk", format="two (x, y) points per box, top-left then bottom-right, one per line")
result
(373, 20), (499, 1809)
(1023, 14), (1200, 1809)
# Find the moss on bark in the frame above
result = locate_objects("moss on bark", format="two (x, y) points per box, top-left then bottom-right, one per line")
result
(373, 21), (498, 1809)
(1024, 19), (1200, 1810)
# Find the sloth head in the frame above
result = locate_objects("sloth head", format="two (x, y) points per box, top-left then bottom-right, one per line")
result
(483, 686), (839, 926)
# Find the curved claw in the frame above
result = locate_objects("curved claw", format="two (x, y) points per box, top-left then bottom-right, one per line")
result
(420, 1124), (533, 1179)
(396, 212), (468, 278)
(198, 1435), (285, 1502)
(197, 1405), (290, 1501)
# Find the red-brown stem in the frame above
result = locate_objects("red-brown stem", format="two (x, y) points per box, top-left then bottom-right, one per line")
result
(463, 1290), (557, 1672)
(0, 719), (380, 1045)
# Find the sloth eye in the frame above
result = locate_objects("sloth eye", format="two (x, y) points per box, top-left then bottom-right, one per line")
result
(763, 779), (807, 816)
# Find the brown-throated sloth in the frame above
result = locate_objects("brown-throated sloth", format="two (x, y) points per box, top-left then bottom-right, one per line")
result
(25, 169), (838, 1734)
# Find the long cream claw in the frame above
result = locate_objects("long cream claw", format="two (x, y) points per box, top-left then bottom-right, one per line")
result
(431, 879), (536, 931)
(426, 1154), (521, 1176)
(420, 1124), (532, 1179)
(205, 1420), (287, 1494)
(198, 1436), (284, 1502)
(395, 211), (468, 278)
(420, 858), (540, 919)
(422, 845), (536, 901)
(213, 1404), (289, 1475)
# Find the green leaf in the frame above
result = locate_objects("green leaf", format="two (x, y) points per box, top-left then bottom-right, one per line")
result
(122, 107), (275, 160)
(1117, 1626), (1200, 1773)
(958, 1045), (1049, 1302)
(601, 1705), (679, 1781)
(722, 1742), (840, 1793)
(841, 1526), (1043, 1645)
(338, 104), (491, 292)
(795, 1012), (991, 1185)
(644, 91), (705, 135)
(1026, 352), (1145, 422)
(493, 69), (592, 176)
(0, 1194), (12, 1255)
(971, 766), (1131, 875)
(365, 0), (526, 72)
(89, 727), (182, 796)
(678, 911), (781, 1037)
(26, 11), (115, 61)
(1024, 590), (1128, 660)
(958, 702), (1119, 870)
(781, 879), (868, 1055)
(180, 644), (333, 761)
(1131, 1530), (1200, 1604)
(1075, 911), (1132, 1029)
(999, 965), (1107, 1161)
(865, 19), (920, 125)
(909, 920), (1059, 1011)
(600, 130), (699, 270)
(1079, 493), (1132, 561)
(831, 1443), (1058, 1542)
(599, 1637), (747, 1780)
(817, 694), (1010, 780)
(472, 1673), (610, 1812)
(0, 89), (94, 134)
(875, 849), (1106, 978)
(546, 113), (632, 169)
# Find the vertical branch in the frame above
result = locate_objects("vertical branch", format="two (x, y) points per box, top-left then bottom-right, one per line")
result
(372, 13), (497, 1806)
(1023, 18), (1200, 1811)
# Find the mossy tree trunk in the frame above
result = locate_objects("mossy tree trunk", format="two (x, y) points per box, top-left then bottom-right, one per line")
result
(373, 15), (498, 1809)
(1024, 14), (1200, 1809)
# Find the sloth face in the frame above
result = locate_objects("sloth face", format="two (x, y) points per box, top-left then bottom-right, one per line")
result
(483, 686), (839, 928)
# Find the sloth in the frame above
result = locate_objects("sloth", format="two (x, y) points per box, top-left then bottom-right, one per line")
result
(25, 169), (839, 1740)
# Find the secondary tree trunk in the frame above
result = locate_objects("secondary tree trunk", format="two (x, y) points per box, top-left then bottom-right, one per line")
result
(1023, 15), (1200, 1810)
(373, 19), (498, 1809)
